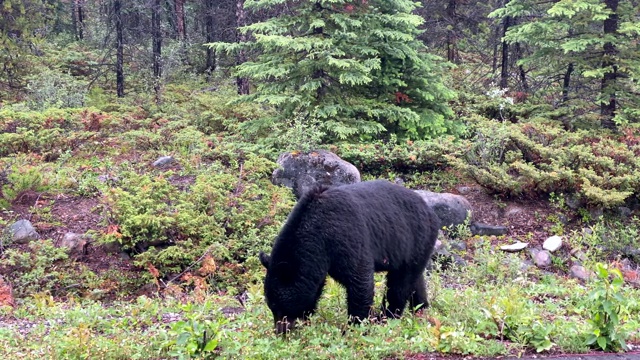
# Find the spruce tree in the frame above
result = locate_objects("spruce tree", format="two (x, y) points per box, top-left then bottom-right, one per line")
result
(490, 0), (640, 128)
(211, 0), (456, 141)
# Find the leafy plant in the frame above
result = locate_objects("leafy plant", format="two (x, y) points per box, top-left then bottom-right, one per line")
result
(585, 263), (628, 351)
(161, 304), (226, 359)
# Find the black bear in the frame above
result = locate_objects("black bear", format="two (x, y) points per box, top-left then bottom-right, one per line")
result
(259, 180), (439, 333)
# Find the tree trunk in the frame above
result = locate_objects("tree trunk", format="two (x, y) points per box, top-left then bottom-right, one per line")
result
(500, 15), (511, 89)
(492, 24), (501, 74)
(152, 0), (163, 102)
(562, 62), (574, 103)
(175, 0), (186, 40)
(235, 0), (249, 95)
(600, 0), (618, 130)
(115, 0), (124, 97)
(514, 42), (528, 92)
(446, 0), (457, 63)
(72, 0), (85, 40)
(164, 0), (178, 38)
(205, 0), (216, 77)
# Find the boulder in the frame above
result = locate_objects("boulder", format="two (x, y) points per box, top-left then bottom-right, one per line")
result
(8, 220), (40, 244)
(414, 191), (472, 229)
(272, 150), (361, 198)
(153, 156), (176, 168)
(58, 232), (89, 255)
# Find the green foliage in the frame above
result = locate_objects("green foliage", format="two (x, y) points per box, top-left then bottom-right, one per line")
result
(25, 69), (88, 110)
(450, 117), (640, 208)
(0, 239), (69, 297)
(103, 155), (295, 287)
(0, 164), (48, 208)
(334, 135), (462, 176)
(161, 303), (226, 359)
(491, 0), (640, 125)
(210, 0), (457, 142)
(585, 263), (628, 351)
(0, 0), (50, 95)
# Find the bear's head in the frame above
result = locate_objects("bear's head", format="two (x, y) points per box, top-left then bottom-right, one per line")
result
(259, 251), (323, 334)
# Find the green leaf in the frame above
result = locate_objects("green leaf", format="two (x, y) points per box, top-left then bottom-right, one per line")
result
(596, 336), (608, 350)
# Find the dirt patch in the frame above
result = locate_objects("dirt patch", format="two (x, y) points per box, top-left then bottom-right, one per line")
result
(448, 183), (573, 246)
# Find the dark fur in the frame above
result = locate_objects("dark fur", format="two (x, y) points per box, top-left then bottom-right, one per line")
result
(259, 180), (439, 333)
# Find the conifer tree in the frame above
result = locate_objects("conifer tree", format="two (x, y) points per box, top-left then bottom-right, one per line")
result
(490, 0), (640, 128)
(211, 0), (456, 140)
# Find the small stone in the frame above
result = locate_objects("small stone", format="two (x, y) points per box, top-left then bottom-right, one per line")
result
(570, 265), (590, 281)
(570, 248), (588, 263)
(520, 259), (534, 272)
(543, 235), (563, 252)
(500, 241), (529, 252)
(532, 250), (552, 268)
(450, 241), (467, 252)
(456, 186), (473, 195)
(153, 156), (176, 168)
(8, 220), (40, 244)
(504, 206), (524, 218)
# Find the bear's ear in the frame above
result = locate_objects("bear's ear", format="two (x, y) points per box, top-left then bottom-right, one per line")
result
(259, 251), (271, 268)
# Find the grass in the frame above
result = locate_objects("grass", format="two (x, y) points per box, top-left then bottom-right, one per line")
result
(1, 249), (639, 359)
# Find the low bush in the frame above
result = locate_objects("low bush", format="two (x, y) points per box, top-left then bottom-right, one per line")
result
(102, 154), (295, 290)
(450, 118), (640, 208)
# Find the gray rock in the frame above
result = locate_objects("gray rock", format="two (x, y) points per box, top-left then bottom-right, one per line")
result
(618, 206), (632, 218)
(153, 156), (176, 168)
(414, 190), (472, 229)
(455, 186), (474, 195)
(622, 246), (640, 262)
(569, 265), (590, 281)
(589, 207), (604, 220)
(58, 233), (88, 255)
(500, 241), (529, 252)
(531, 249), (552, 268)
(449, 240), (467, 252)
(520, 259), (534, 272)
(470, 223), (508, 236)
(97, 174), (119, 184)
(272, 150), (361, 199)
(8, 220), (40, 244)
(504, 206), (524, 218)
(565, 194), (584, 210)
(570, 248), (588, 263)
(543, 235), (563, 252)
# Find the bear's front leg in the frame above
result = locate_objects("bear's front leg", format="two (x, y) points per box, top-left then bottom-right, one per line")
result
(345, 278), (375, 324)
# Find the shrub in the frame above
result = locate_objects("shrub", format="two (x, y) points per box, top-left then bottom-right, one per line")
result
(102, 154), (295, 289)
(449, 118), (640, 208)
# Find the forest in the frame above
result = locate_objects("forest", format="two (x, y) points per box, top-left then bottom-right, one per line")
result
(1, 0), (640, 358)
